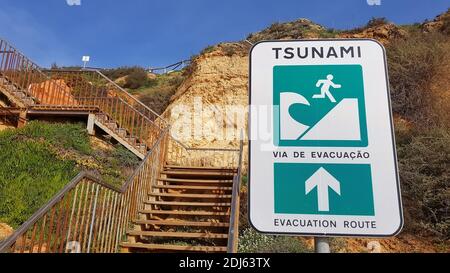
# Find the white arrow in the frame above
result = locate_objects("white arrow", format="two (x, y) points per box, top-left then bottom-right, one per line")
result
(305, 168), (341, 212)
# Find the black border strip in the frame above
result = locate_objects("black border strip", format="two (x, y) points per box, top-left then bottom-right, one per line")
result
(248, 38), (404, 238)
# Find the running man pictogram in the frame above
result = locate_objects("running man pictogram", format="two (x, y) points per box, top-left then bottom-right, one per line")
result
(313, 74), (342, 103)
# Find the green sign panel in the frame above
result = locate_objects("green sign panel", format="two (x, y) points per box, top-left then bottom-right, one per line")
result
(274, 163), (375, 216)
(274, 65), (368, 147)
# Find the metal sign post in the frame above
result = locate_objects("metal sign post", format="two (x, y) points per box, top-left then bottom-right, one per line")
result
(315, 237), (330, 253)
(82, 56), (90, 69)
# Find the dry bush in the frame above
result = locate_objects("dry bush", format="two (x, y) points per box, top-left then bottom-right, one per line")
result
(387, 31), (448, 126)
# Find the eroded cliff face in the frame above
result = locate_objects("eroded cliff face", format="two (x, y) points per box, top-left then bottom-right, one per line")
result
(163, 43), (250, 167)
(339, 23), (407, 44)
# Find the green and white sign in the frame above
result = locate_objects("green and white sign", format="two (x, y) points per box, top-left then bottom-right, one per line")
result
(274, 64), (368, 147)
(249, 39), (403, 237)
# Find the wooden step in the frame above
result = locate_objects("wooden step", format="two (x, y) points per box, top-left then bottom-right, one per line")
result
(121, 242), (227, 253)
(133, 219), (230, 227)
(154, 184), (233, 191)
(146, 200), (231, 207)
(150, 192), (232, 199)
(165, 165), (237, 172)
(127, 231), (228, 239)
(115, 128), (127, 137)
(139, 210), (230, 216)
(158, 178), (234, 184)
(161, 171), (235, 178)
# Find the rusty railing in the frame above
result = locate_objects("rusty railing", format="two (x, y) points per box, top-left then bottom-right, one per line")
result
(0, 39), (78, 106)
(227, 133), (244, 253)
(165, 136), (240, 169)
(0, 129), (169, 253)
(44, 69), (168, 150)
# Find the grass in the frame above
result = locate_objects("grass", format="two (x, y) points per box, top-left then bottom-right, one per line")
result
(238, 228), (312, 253)
(0, 121), (140, 228)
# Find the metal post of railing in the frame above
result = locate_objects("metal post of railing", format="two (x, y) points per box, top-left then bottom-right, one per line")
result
(87, 185), (100, 253)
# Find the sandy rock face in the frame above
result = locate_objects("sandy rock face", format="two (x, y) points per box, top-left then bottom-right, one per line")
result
(422, 10), (450, 33)
(340, 23), (407, 45)
(164, 45), (249, 167)
(0, 223), (14, 241)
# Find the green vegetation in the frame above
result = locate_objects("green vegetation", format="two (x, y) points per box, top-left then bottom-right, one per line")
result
(131, 72), (185, 114)
(0, 121), (139, 228)
(366, 17), (390, 28)
(238, 228), (312, 253)
(101, 66), (185, 114)
(237, 185), (312, 253)
(387, 30), (449, 126)
(387, 28), (450, 243)
(102, 66), (146, 81)
(396, 127), (449, 241)
(246, 18), (341, 43)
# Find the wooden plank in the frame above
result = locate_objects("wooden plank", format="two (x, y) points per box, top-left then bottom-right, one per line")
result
(153, 185), (233, 191)
(121, 242), (227, 253)
(139, 210), (230, 216)
(150, 192), (232, 199)
(161, 171), (235, 177)
(165, 165), (237, 172)
(133, 219), (230, 227)
(158, 178), (233, 184)
(127, 231), (228, 239)
(145, 200), (231, 207)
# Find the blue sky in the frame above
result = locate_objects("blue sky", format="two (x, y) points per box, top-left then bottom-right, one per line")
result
(0, 0), (448, 68)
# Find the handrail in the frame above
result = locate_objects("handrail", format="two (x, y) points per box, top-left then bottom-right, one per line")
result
(86, 69), (169, 126)
(42, 69), (168, 150)
(0, 129), (169, 253)
(227, 131), (244, 253)
(148, 60), (190, 74)
(166, 136), (240, 169)
(0, 172), (118, 251)
(43, 68), (168, 126)
(0, 39), (79, 107)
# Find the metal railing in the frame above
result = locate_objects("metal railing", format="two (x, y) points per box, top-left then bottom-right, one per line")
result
(166, 137), (240, 169)
(44, 69), (168, 150)
(148, 60), (190, 74)
(0, 129), (169, 253)
(0, 39), (77, 106)
(227, 134), (244, 253)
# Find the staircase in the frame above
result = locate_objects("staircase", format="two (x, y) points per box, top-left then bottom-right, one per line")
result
(0, 37), (244, 254)
(0, 75), (37, 107)
(94, 113), (148, 159)
(121, 165), (237, 253)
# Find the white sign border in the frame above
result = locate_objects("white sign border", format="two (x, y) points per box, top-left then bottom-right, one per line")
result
(248, 38), (404, 238)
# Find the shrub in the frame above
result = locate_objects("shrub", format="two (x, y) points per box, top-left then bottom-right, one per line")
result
(366, 17), (389, 28)
(139, 86), (177, 115)
(124, 68), (149, 89)
(112, 145), (141, 168)
(200, 45), (216, 55)
(397, 127), (450, 240)
(238, 228), (312, 253)
(102, 66), (145, 81)
(387, 31), (448, 125)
